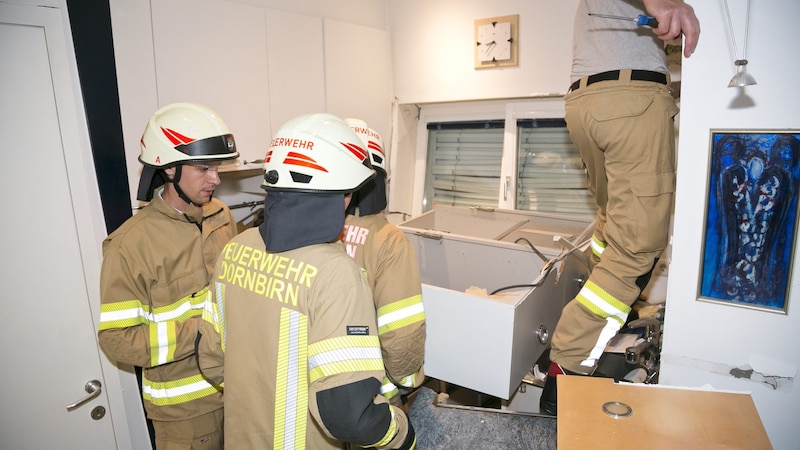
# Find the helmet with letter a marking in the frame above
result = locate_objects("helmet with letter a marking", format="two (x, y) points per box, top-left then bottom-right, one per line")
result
(344, 118), (386, 174)
(136, 102), (239, 201)
(139, 102), (239, 168)
(262, 113), (375, 193)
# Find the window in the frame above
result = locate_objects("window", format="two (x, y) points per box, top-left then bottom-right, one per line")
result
(421, 113), (595, 220)
(516, 119), (594, 218)
(423, 120), (504, 210)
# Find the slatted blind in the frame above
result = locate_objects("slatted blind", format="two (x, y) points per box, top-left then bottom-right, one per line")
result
(423, 119), (596, 219)
(423, 121), (504, 210)
(516, 119), (595, 219)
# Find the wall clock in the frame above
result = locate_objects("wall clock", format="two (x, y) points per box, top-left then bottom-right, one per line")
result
(475, 14), (519, 69)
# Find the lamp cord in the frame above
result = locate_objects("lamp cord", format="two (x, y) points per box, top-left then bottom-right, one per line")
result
(723, 0), (751, 61)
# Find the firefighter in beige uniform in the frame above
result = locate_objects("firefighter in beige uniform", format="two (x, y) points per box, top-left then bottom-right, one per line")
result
(539, 0), (700, 416)
(341, 119), (426, 406)
(196, 113), (417, 449)
(98, 103), (239, 449)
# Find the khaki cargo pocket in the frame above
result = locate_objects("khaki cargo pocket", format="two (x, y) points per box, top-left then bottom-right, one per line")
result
(628, 171), (675, 253)
(591, 93), (654, 122)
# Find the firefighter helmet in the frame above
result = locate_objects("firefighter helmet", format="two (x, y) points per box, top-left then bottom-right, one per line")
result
(262, 113), (375, 193)
(139, 102), (239, 168)
(344, 118), (386, 173)
(136, 102), (238, 201)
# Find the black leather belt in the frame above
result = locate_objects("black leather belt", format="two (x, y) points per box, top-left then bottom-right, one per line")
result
(569, 70), (668, 92)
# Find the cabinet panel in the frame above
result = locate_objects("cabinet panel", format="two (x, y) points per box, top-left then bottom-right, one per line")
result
(151, 0), (271, 166)
(323, 18), (393, 142)
(265, 9), (326, 130)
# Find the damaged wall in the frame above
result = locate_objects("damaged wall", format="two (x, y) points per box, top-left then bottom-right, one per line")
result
(661, 1), (799, 449)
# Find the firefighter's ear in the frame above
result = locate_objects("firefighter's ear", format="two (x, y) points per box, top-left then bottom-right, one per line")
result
(163, 166), (177, 180)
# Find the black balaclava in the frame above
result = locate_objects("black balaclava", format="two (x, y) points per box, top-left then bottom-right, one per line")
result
(259, 191), (346, 252)
(345, 170), (387, 217)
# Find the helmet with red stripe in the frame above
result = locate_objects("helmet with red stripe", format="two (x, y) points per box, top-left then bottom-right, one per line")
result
(139, 102), (239, 168)
(262, 113), (375, 193)
(136, 102), (239, 201)
(344, 118), (386, 173)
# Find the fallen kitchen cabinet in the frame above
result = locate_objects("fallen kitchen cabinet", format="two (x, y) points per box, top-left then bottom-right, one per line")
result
(398, 206), (592, 399)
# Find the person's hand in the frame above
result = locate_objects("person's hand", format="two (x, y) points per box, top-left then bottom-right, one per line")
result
(642, 0), (700, 57)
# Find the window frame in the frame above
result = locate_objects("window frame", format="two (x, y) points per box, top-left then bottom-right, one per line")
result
(412, 97), (571, 216)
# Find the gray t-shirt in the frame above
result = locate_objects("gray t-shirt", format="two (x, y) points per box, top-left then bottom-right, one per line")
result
(571, 0), (668, 82)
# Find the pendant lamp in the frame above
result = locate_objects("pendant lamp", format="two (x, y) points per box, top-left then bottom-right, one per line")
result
(723, 0), (756, 87)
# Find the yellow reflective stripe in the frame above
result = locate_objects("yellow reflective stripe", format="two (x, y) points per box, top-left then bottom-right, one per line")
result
(372, 407), (399, 448)
(575, 280), (630, 328)
(275, 308), (308, 450)
(98, 287), (211, 330)
(308, 336), (383, 383)
(399, 374), (416, 389)
(381, 377), (399, 400)
(215, 282), (227, 351)
(141, 373), (221, 406)
(99, 299), (151, 330)
(150, 286), (210, 322)
(591, 234), (607, 258)
(376, 295), (425, 335)
(150, 321), (176, 366)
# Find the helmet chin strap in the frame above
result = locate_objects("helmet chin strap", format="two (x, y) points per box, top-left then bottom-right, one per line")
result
(165, 165), (205, 206)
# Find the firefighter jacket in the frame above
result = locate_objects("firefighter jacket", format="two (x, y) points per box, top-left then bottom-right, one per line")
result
(98, 192), (237, 421)
(342, 212), (426, 400)
(196, 229), (416, 449)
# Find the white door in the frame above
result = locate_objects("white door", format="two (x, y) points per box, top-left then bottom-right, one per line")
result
(0, 3), (119, 448)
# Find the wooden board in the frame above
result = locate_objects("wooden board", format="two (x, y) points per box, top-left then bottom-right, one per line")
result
(557, 376), (772, 450)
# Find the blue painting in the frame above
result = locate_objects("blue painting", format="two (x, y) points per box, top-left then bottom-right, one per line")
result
(699, 130), (800, 313)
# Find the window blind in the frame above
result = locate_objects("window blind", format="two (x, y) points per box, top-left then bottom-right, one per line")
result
(424, 121), (504, 210)
(516, 119), (595, 219)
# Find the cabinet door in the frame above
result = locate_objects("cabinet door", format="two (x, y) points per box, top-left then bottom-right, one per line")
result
(151, 0), (271, 166)
(266, 9), (326, 131)
(323, 18), (393, 142)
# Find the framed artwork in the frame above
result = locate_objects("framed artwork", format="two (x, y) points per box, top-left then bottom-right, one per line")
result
(698, 129), (800, 314)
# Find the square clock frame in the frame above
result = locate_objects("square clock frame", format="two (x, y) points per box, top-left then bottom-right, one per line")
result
(474, 14), (519, 69)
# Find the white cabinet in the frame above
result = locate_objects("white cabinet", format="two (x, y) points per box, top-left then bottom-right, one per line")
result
(265, 9), (326, 132)
(399, 206), (592, 399)
(114, 0), (393, 185)
(151, 0), (271, 167)
(323, 18), (393, 141)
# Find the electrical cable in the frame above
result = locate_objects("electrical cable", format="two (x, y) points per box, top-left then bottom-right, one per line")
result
(514, 236), (549, 262)
(489, 282), (544, 295)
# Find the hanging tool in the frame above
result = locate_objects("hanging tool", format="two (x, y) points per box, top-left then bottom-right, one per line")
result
(588, 13), (659, 28)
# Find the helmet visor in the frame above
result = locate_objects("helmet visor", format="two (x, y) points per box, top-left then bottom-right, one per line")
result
(176, 133), (239, 161)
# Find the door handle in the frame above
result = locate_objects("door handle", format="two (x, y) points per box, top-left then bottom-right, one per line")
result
(66, 380), (102, 411)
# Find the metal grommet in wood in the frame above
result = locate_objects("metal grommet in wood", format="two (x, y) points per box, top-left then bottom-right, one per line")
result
(602, 401), (633, 419)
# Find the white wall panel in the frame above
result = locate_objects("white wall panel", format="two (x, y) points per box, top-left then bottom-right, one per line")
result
(265, 9), (325, 131)
(323, 18), (393, 144)
(151, 0), (271, 165)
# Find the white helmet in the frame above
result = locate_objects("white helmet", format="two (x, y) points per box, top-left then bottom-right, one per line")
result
(262, 113), (375, 193)
(344, 118), (386, 172)
(139, 102), (239, 168)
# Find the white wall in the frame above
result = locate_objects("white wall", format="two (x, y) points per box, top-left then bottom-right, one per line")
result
(661, 1), (800, 449)
(389, 0), (579, 104)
